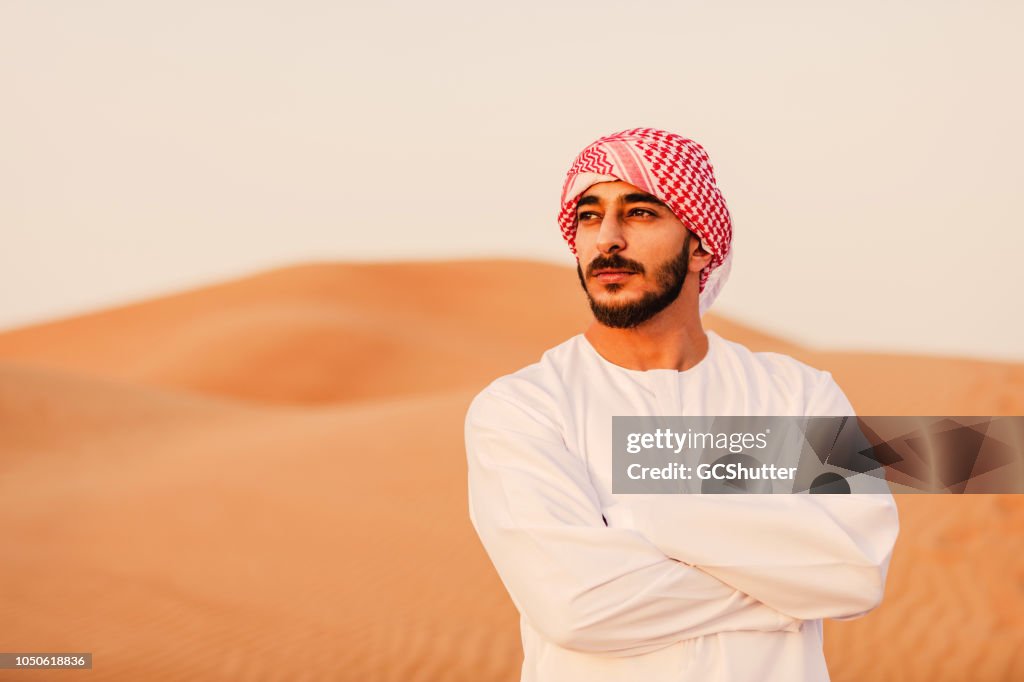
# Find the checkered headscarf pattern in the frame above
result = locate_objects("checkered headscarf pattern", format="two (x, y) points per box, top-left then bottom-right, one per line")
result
(557, 127), (734, 314)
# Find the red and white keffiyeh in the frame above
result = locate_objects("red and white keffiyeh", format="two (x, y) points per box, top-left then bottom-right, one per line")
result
(557, 127), (733, 315)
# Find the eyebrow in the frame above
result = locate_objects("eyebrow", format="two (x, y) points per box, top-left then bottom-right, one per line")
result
(577, 192), (666, 208)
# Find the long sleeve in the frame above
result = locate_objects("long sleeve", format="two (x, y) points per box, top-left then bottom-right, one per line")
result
(606, 372), (900, 622)
(465, 387), (801, 658)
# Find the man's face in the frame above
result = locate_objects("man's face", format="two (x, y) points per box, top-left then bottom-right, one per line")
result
(573, 181), (699, 328)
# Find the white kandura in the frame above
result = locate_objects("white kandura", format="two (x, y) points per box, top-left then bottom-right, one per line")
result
(465, 330), (899, 682)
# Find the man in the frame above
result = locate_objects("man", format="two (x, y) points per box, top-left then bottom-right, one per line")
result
(465, 127), (899, 681)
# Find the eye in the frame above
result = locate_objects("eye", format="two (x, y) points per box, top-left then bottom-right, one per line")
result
(577, 211), (600, 222)
(629, 208), (656, 217)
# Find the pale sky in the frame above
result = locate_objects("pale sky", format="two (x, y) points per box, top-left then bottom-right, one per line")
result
(3, 0), (1022, 360)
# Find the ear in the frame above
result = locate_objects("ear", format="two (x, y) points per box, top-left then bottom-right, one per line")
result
(689, 238), (714, 272)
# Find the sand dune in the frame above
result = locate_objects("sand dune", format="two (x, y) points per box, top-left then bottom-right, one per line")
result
(0, 260), (1021, 681)
(0, 262), (590, 405)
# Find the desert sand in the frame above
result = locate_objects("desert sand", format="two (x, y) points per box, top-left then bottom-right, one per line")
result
(0, 260), (1021, 681)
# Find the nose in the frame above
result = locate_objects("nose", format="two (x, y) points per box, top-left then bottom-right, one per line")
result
(596, 211), (626, 254)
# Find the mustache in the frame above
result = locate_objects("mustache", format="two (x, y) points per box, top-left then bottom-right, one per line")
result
(586, 254), (646, 278)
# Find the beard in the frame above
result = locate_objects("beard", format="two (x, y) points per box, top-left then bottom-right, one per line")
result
(576, 233), (692, 329)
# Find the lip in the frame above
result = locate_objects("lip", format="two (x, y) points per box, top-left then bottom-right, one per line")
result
(593, 270), (636, 283)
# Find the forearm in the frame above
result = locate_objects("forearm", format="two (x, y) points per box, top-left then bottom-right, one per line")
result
(608, 493), (899, 621)
(472, 515), (800, 657)
(467, 389), (803, 658)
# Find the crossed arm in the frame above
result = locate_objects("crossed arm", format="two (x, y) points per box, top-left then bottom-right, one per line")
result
(604, 491), (899, 622)
(606, 374), (900, 622)
(465, 389), (800, 657)
(466, 373), (899, 657)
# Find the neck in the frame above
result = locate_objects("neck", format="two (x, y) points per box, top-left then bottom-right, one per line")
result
(583, 281), (709, 372)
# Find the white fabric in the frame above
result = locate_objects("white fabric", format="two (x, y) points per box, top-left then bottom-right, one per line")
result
(562, 172), (620, 206)
(465, 330), (899, 682)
